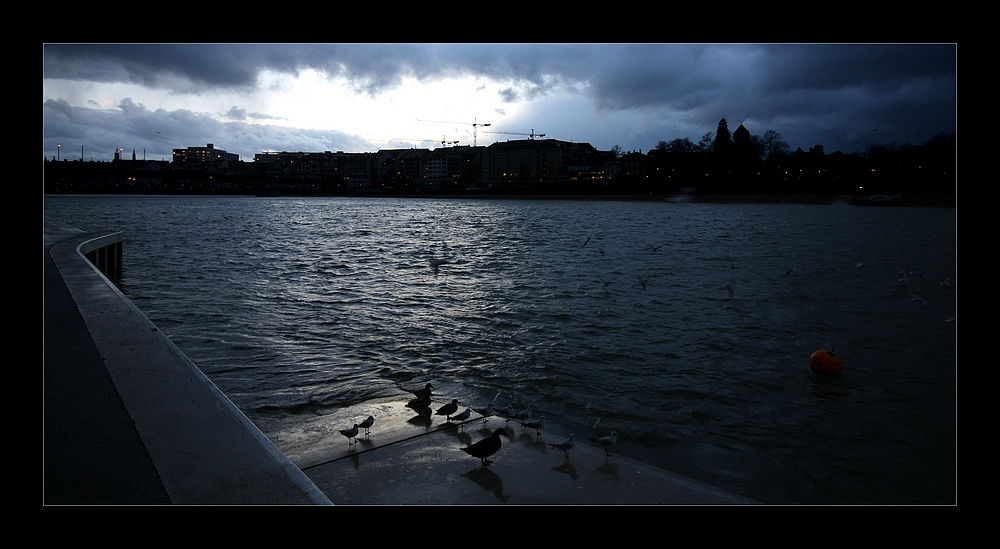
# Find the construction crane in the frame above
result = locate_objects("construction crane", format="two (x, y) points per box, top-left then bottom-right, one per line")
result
(483, 129), (546, 140)
(417, 118), (492, 146)
(390, 136), (461, 148)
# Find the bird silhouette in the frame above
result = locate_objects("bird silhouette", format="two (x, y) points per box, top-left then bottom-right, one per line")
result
(462, 428), (509, 467)
(339, 424), (359, 446)
(436, 399), (460, 420)
(411, 383), (433, 399)
(589, 431), (618, 457)
(406, 395), (432, 415)
(359, 415), (375, 436)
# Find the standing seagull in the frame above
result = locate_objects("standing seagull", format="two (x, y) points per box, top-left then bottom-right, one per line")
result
(472, 403), (495, 425)
(549, 434), (578, 458)
(359, 415), (375, 436)
(436, 399), (460, 420)
(462, 428), (509, 467)
(339, 424), (360, 446)
(589, 431), (618, 457)
(523, 416), (546, 436)
(514, 405), (533, 425)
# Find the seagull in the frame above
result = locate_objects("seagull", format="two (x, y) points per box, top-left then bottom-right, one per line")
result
(589, 431), (618, 457)
(523, 415), (546, 435)
(855, 262), (869, 276)
(909, 294), (928, 305)
(493, 404), (516, 422)
(549, 434), (578, 457)
(583, 237), (591, 247)
(472, 403), (495, 425)
(359, 415), (375, 436)
(940, 276), (953, 288)
(436, 399), (460, 420)
(462, 428), (509, 467)
(898, 271), (910, 284)
(908, 269), (925, 282)
(452, 408), (473, 423)
(514, 405), (533, 425)
(339, 424), (359, 446)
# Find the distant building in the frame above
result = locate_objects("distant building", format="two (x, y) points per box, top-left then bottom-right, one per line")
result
(481, 138), (596, 189)
(172, 143), (240, 164)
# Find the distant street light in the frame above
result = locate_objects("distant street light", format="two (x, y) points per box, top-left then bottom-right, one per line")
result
(57, 144), (60, 161)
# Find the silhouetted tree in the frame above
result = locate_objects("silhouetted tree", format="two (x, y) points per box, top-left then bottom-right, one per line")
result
(761, 130), (790, 163)
(699, 132), (715, 152)
(610, 144), (624, 159)
(661, 138), (697, 154)
(714, 119), (732, 155)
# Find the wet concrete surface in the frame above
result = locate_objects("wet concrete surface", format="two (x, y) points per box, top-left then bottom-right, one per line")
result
(268, 396), (757, 505)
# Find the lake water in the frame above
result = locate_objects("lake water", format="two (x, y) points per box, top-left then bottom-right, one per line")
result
(44, 194), (956, 504)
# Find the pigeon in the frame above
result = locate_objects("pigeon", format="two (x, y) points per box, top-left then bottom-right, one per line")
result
(436, 399), (460, 420)
(339, 424), (359, 446)
(589, 431), (618, 457)
(549, 434), (578, 457)
(359, 415), (375, 436)
(523, 415), (546, 435)
(462, 428), (509, 467)
(452, 408), (473, 423)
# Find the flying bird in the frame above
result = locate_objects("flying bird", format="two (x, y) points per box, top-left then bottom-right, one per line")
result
(909, 294), (928, 305)
(549, 434), (578, 457)
(339, 424), (360, 446)
(462, 428), (509, 467)
(359, 415), (375, 436)
(429, 259), (449, 275)
(436, 399), (460, 420)
(589, 431), (618, 457)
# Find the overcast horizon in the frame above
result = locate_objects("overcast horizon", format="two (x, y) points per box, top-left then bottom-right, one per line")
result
(43, 44), (956, 163)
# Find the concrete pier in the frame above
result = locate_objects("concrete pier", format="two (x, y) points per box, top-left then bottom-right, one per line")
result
(44, 217), (330, 505)
(43, 216), (755, 505)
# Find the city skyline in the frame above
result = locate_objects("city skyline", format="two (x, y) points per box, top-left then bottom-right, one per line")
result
(43, 44), (956, 163)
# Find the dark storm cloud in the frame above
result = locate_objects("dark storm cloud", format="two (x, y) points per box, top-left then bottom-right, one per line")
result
(44, 44), (955, 154)
(43, 98), (374, 162)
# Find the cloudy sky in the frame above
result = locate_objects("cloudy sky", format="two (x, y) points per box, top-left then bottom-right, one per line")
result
(43, 44), (956, 163)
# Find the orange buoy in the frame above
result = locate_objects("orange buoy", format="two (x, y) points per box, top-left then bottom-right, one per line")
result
(810, 345), (843, 376)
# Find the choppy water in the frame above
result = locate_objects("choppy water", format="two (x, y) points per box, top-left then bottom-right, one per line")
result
(44, 195), (956, 504)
